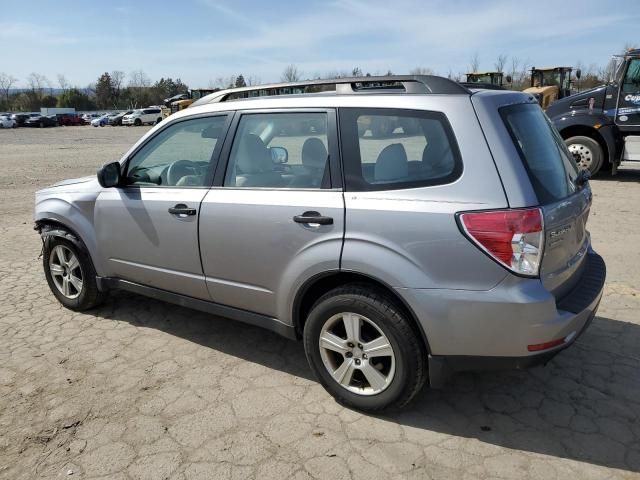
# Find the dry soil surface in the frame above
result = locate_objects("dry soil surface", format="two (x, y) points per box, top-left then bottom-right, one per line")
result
(0, 126), (639, 479)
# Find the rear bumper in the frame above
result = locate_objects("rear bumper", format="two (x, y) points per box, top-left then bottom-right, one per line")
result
(397, 251), (605, 385)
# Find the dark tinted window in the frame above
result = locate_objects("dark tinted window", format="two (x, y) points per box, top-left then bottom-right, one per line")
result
(339, 108), (461, 191)
(501, 103), (579, 203)
(622, 58), (640, 93)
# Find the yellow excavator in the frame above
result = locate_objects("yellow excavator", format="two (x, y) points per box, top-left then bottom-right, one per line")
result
(524, 67), (579, 109)
(162, 89), (219, 117)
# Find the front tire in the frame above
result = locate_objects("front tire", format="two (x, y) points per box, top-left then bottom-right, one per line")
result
(134, 118), (142, 126)
(43, 234), (105, 311)
(303, 285), (427, 411)
(565, 135), (603, 175)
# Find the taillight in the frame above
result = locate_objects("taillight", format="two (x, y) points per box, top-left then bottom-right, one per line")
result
(459, 208), (544, 277)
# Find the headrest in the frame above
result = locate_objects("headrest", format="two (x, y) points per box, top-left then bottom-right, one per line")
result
(374, 143), (408, 182)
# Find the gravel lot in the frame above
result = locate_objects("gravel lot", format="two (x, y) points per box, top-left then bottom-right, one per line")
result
(1, 125), (639, 479)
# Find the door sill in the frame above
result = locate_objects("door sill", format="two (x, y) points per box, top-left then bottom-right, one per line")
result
(97, 277), (297, 340)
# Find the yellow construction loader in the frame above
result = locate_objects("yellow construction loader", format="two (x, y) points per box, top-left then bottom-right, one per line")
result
(524, 67), (580, 109)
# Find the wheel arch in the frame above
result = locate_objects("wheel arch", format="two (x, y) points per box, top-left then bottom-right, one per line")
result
(35, 217), (101, 275)
(292, 270), (432, 355)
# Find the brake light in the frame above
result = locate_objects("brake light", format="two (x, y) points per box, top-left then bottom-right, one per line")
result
(459, 208), (544, 277)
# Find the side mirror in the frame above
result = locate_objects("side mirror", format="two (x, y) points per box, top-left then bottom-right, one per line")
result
(576, 69), (582, 79)
(270, 146), (288, 164)
(506, 75), (512, 83)
(97, 162), (121, 188)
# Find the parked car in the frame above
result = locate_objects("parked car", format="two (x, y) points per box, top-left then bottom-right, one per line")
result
(11, 113), (32, 126)
(91, 113), (117, 127)
(81, 113), (102, 124)
(109, 110), (133, 126)
(57, 113), (84, 126)
(35, 76), (605, 411)
(0, 115), (17, 128)
(24, 115), (57, 128)
(121, 108), (162, 126)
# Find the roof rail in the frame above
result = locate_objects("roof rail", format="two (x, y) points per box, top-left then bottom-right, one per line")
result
(191, 75), (470, 107)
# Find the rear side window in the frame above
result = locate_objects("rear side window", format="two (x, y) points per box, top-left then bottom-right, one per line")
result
(501, 103), (579, 203)
(339, 108), (461, 191)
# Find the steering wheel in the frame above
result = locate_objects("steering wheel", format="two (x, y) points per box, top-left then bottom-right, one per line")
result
(166, 160), (199, 186)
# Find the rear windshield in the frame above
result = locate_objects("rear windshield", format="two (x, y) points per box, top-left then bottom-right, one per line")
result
(500, 103), (579, 203)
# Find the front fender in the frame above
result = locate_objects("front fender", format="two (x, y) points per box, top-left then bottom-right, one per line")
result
(551, 112), (621, 166)
(35, 198), (102, 275)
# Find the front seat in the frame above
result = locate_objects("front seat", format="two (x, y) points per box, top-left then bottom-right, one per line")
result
(289, 137), (328, 187)
(233, 134), (284, 187)
(374, 143), (408, 183)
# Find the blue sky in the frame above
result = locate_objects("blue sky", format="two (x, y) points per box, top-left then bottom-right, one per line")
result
(1, 0), (638, 88)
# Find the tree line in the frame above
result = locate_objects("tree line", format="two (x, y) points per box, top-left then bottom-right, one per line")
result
(0, 48), (633, 113)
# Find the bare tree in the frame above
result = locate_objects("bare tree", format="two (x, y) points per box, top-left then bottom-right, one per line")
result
(245, 75), (261, 86)
(509, 56), (520, 84)
(57, 74), (70, 94)
(469, 52), (480, 73)
(128, 69), (151, 88)
(494, 54), (507, 73)
(281, 64), (301, 82)
(210, 76), (236, 89)
(0, 72), (18, 105)
(410, 67), (434, 75)
(27, 73), (50, 100)
(111, 70), (124, 104)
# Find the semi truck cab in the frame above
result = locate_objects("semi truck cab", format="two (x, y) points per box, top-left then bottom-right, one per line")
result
(546, 49), (640, 175)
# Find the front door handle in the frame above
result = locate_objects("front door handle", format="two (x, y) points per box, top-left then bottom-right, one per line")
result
(293, 211), (333, 225)
(168, 204), (197, 216)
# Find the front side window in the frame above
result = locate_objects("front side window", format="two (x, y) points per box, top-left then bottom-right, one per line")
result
(622, 58), (640, 93)
(224, 112), (329, 188)
(125, 115), (227, 187)
(339, 108), (461, 191)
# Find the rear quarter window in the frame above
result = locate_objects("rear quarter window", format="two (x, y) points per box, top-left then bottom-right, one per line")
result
(338, 108), (462, 191)
(500, 103), (579, 203)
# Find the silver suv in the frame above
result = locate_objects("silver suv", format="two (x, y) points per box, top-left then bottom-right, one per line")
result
(35, 76), (606, 411)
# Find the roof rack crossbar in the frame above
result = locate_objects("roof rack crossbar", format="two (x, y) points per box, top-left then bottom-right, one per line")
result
(193, 75), (470, 106)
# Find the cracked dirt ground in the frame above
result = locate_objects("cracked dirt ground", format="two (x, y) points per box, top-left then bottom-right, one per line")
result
(0, 126), (639, 479)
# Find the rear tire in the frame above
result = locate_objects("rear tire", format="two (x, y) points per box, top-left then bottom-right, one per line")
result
(156, 117), (162, 125)
(303, 284), (427, 411)
(42, 234), (105, 311)
(565, 135), (603, 176)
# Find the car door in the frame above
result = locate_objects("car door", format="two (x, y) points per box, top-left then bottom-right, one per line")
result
(615, 57), (640, 127)
(95, 113), (231, 299)
(199, 109), (344, 320)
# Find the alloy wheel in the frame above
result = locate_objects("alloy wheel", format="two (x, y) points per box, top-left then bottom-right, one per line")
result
(318, 312), (395, 395)
(49, 245), (83, 299)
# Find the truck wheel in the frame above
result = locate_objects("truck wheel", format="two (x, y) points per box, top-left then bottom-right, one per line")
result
(303, 284), (427, 411)
(565, 136), (603, 175)
(43, 234), (105, 311)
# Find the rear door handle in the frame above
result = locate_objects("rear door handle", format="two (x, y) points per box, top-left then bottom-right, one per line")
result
(168, 204), (197, 216)
(293, 211), (333, 225)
